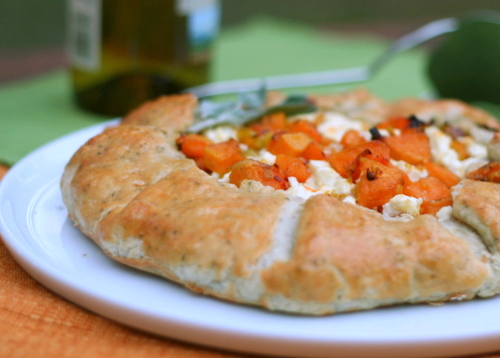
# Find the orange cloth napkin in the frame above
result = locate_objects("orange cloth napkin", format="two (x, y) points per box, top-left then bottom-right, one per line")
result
(0, 164), (250, 357)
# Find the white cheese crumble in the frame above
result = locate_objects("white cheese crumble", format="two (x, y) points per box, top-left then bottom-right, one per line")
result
(382, 195), (423, 222)
(390, 159), (428, 182)
(247, 149), (276, 165)
(425, 126), (461, 175)
(213, 172), (230, 183)
(305, 160), (355, 198)
(342, 196), (357, 205)
(317, 112), (367, 142)
(203, 125), (237, 143)
(378, 129), (391, 137)
(459, 136), (488, 158)
(470, 125), (495, 145)
(425, 126), (490, 177)
(287, 177), (320, 200)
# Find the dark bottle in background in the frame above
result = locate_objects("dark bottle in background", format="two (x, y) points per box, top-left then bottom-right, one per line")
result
(66, 0), (220, 117)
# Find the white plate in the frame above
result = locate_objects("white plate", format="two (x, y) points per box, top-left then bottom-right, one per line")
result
(1, 121), (500, 358)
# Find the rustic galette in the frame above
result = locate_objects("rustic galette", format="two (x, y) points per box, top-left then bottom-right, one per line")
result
(61, 89), (500, 315)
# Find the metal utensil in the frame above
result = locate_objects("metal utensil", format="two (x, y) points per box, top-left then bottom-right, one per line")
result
(185, 17), (459, 98)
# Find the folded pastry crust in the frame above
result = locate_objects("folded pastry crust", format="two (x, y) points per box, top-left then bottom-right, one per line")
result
(61, 90), (500, 315)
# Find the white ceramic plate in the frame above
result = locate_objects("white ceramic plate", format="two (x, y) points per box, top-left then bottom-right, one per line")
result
(2, 121), (500, 358)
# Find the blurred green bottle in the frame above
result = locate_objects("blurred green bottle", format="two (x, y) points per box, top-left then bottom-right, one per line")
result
(66, 0), (220, 117)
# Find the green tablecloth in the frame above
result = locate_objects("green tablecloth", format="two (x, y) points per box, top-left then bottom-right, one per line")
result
(0, 17), (438, 166)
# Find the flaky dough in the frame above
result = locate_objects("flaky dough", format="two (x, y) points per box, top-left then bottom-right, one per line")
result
(61, 90), (500, 315)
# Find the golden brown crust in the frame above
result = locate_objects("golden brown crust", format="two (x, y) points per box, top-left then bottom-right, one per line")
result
(61, 89), (500, 315)
(389, 97), (500, 132)
(98, 166), (287, 278)
(453, 179), (500, 253)
(121, 93), (198, 132)
(308, 88), (389, 126)
(262, 195), (488, 313)
(60, 125), (191, 236)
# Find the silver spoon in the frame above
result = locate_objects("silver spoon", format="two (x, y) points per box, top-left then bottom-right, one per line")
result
(185, 17), (459, 98)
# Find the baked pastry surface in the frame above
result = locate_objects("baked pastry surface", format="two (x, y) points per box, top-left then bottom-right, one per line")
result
(61, 89), (500, 315)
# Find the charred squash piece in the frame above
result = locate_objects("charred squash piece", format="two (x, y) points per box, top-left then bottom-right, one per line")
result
(329, 140), (391, 179)
(229, 158), (289, 190)
(355, 158), (406, 209)
(275, 154), (311, 183)
(466, 161), (500, 183)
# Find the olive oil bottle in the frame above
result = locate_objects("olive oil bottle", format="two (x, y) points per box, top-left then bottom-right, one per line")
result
(66, 0), (220, 117)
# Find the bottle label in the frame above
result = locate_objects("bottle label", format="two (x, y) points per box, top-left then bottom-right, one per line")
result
(67, 0), (102, 71)
(176, 0), (220, 63)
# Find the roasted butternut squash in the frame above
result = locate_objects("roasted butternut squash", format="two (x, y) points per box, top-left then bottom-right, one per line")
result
(177, 134), (212, 158)
(328, 140), (391, 179)
(403, 177), (452, 215)
(424, 161), (460, 188)
(229, 158), (289, 190)
(466, 161), (500, 183)
(275, 154), (311, 182)
(355, 158), (406, 209)
(288, 120), (323, 143)
(340, 129), (367, 148)
(267, 132), (312, 157)
(204, 139), (244, 174)
(382, 129), (431, 165)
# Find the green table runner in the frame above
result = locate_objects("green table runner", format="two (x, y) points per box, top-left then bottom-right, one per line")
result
(0, 17), (438, 166)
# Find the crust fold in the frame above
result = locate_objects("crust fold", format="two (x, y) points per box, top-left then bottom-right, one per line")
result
(262, 195), (488, 314)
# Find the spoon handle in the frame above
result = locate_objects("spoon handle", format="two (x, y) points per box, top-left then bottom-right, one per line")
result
(185, 18), (459, 98)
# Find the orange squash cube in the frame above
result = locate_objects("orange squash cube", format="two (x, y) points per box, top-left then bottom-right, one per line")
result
(403, 176), (452, 215)
(229, 159), (289, 190)
(267, 132), (312, 157)
(356, 158), (406, 209)
(176, 134), (212, 158)
(466, 161), (500, 183)
(302, 141), (326, 161)
(340, 129), (367, 148)
(424, 161), (460, 188)
(328, 140), (391, 179)
(287, 120), (323, 143)
(203, 139), (244, 174)
(377, 116), (411, 131)
(382, 129), (431, 165)
(261, 112), (287, 132)
(275, 154), (311, 183)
